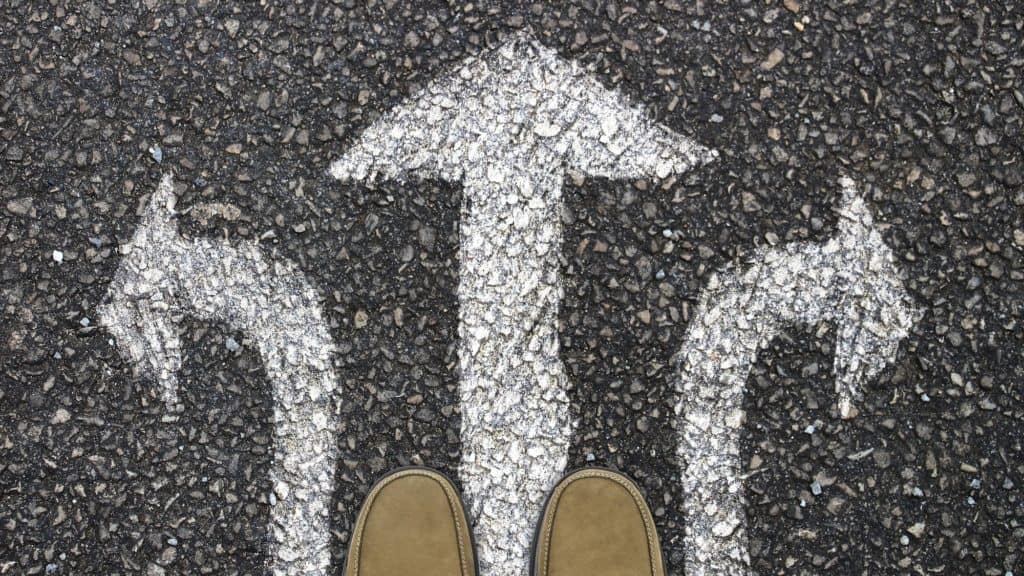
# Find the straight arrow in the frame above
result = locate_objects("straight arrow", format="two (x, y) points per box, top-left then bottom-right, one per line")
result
(674, 177), (920, 575)
(332, 32), (716, 575)
(99, 175), (338, 576)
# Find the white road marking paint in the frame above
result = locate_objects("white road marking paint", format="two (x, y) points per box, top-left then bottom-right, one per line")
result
(675, 177), (920, 576)
(332, 31), (716, 575)
(99, 175), (338, 576)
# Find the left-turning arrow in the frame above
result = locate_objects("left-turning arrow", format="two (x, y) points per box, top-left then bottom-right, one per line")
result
(99, 175), (339, 576)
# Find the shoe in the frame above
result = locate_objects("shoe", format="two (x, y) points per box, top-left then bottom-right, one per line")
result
(532, 468), (664, 576)
(344, 467), (477, 576)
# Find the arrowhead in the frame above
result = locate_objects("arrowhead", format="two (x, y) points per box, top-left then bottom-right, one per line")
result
(331, 31), (716, 184)
(98, 175), (185, 408)
(831, 177), (920, 418)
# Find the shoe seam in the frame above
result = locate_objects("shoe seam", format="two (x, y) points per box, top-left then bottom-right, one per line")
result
(349, 469), (472, 576)
(538, 469), (660, 576)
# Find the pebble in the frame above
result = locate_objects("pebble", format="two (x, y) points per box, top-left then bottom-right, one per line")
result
(974, 127), (998, 146)
(5, 197), (34, 217)
(760, 48), (785, 71)
(50, 408), (71, 424)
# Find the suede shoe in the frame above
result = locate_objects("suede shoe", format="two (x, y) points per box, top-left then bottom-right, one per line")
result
(533, 468), (664, 576)
(345, 467), (477, 576)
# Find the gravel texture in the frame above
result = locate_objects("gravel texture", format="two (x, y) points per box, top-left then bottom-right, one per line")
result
(1, 2), (1022, 576)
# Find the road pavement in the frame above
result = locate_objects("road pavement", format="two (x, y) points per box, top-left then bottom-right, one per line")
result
(1, 2), (1021, 575)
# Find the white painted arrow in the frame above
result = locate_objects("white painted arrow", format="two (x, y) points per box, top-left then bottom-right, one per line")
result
(332, 32), (716, 575)
(99, 175), (338, 576)
(675, 177), (920, 575)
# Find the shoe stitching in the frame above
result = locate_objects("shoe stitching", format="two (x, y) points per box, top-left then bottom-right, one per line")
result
(538, 469), (661, 576)
(349, 469), (473, 576)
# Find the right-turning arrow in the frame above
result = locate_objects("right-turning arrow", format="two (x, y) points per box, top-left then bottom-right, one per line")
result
(332, 31), (716, 575)
(674, 177), (920, 575)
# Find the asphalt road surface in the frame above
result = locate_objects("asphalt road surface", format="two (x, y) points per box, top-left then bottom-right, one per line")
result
(1, 1), (1022, 575)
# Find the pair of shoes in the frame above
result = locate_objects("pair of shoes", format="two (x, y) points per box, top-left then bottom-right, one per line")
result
(343, 467), (664, 576)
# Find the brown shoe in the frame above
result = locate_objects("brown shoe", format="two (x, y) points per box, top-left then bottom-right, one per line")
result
(532, 468), (664, 576)
(345, 467), (477, 576)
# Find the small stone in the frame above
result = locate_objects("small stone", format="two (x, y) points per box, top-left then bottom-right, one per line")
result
(354, 310), (368, 328)
(5, 197), (34, 217)
(712, 516), (740, 537)
(51, 408), (71, 424)
(224, 18), (240, 37)
(404, 30), (421, 48)
(760, 49), (785, 71)
(149, 145), (163, 163)
(873, 448), (892, 469)
(257, 91), (272, 111)
(533, 122), (560, 137)
(975, 127), (998, 146)
(52, 250), (64, 263)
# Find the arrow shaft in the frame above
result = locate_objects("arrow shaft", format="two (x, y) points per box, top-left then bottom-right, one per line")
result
(180, 249), (338, 576)
(678, 248), (841, 575)
(458, 166), (572, 576)
(677, 273), (777, 576)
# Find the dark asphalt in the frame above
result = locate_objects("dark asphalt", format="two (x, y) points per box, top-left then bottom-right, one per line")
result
(1, 1), (1022, 575)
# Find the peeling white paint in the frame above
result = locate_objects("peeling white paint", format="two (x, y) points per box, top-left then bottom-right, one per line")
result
(674, 177), (920, 576)
(333, 31), (715, 575)
(99, 175), (338, 576)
